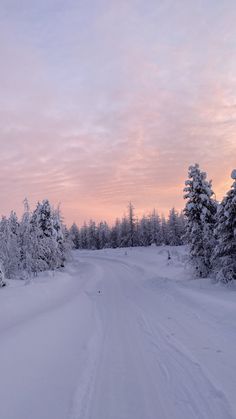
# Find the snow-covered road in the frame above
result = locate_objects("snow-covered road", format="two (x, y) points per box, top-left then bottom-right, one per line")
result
(0, 247), (236, 419)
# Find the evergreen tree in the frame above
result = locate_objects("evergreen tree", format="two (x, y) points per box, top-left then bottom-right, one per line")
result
(110, 219), (121, 248)
(52, 206), (69, 267)
(0, 214), (20, 278)
(8, 211), (21, 275)
(160, 215), (169, 245)
(87, 220), (98, 249)
(167, 208), (184, 246)
(127, 202), (136, 247)
(19, 199), (36, 276)
(139, 215), (151, 246)
(0, 262), (6, 287)
(97, 221), (110, 249)
(183, 164), (217, 277)
(120, 216), (130, 247)
(212, 170), (236, 282)
(150, 210), (162, 245)
(69, 223), (80, 249)
(30, 199), (63, 273)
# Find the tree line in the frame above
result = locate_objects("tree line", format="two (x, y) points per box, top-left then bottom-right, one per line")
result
(69, 204), (186, 250)
(0, 163), (235, 286)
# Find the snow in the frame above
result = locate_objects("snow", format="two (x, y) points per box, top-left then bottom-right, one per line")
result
(0, 246), (236, 419)
(231, 169), (236, 180)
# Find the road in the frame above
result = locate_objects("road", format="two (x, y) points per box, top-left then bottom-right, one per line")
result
(0, 248), (235, 419)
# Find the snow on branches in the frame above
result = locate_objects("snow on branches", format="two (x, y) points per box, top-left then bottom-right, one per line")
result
(0, 199), (70, 282)
(183, 164), (217, 277)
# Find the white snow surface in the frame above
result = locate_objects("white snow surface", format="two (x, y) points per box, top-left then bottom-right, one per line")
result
(0, 246), (236, 419)
(231, 169), (236, 180)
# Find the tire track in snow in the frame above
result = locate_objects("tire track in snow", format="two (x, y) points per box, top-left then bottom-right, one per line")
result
(71, 253), (236, 419)
(133, 303), (234, 419)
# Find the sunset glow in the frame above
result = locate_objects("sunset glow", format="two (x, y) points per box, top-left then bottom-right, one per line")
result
(1, 1), (236, 225)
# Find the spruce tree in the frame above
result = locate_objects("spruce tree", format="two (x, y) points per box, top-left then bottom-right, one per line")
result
(183, 164), (217, 277)
(167, 208), (182, 246)
(19, 199), (34, 276)
(128, 202), (136, 247)
(0, 262), (6, 287)
(212, 170), (236, 282)
(69, 223), (80, 249)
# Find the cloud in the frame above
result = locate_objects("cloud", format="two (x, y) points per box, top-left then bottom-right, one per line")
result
(0, 0), (236, 224)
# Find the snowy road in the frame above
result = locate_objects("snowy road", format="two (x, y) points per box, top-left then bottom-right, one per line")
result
(0, 247), (236, 419)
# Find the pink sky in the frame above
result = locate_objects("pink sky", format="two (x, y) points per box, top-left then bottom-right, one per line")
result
(0, 1), (236, 225)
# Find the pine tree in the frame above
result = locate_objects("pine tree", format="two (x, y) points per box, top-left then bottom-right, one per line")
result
(87, 220), (98, 249)
(30, 200), (59, 273)
(110, 219), (121, 248)
(52, 206), (69, 267)
(212, 170), (236, 282)
(150, 210), (162, 245)
(19, 199), (34, 276)
(0, 262), (6, 287)
(160, 215), (169, 245)
(120, 216), (130, 247)
(127, 202), (136, 247)
(167, 208), (185, 246)
(69, 223), (80, 249)
(183, 164), (217, 277)
(0, 214), (20, 278)
(139, 215), (151, 246)
(30, 207), (50, 274)
(97, 221), (110, 249)
(8, 211), (21, 275)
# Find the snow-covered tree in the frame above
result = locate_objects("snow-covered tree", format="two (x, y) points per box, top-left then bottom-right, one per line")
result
(127, 202), (136, 247)
(0, 213), (20, 278)
(69, 223), (80, 249)
(0, 262), (5, 287)
(29, 200), (66, 274)
(150, 210), (162, 245)
(8, 211), (21, 275)
(87, 220), (98, 250)
(97, 221), (110, 249)
(110, 219), (121, 248)
(52, 206), (69, 267)
(0, 198), (69, 282)
(167, 208), (185, 246)
(160, 215), (169, 245)
(183, 164), (217, 277)
(19, 199), (34, 275)
(138, 215), (151, 246)
(212, 170), (236, 282)
(119, 216), (130, 247)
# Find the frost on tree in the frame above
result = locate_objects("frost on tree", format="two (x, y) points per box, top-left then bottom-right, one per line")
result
(0, 213), (20, 279)
(0, 262), (6, 287)
(68, 205), (185, 250)
(183, 164), (217, 277)
(167, 208), (185, 246)
(212, 170), (236, 282)
(0, 198), (70, 281)
(29, 200), (69, 275)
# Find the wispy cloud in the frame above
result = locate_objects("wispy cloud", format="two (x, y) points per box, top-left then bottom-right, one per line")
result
(0, 0), (235, 223)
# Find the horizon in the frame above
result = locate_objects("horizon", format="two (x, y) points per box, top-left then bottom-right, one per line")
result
(0, 166), (234, 228)
(1, 1), (236, 225)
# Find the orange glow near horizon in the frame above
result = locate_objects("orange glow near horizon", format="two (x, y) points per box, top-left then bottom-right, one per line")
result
(0, 2), (236, 226)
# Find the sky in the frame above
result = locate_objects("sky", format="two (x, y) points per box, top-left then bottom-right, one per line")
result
(0, 0), (236, 225)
